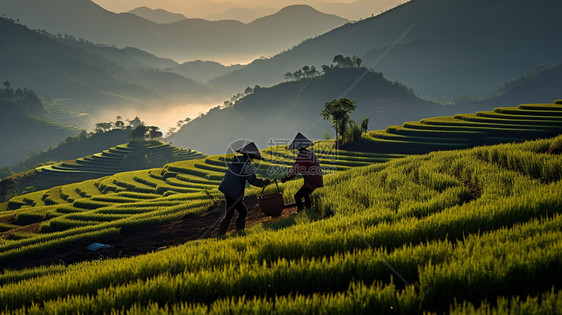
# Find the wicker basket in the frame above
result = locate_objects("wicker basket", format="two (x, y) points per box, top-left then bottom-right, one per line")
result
(258, 193), (284, 216)
(258, 179), (284, 216)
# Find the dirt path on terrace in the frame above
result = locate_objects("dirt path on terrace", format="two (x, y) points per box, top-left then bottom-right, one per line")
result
(3, 196), (298, 270)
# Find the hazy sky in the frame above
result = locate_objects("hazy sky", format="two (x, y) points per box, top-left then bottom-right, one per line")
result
(92, 0), (357, 14)
(90, 0), (403, 20)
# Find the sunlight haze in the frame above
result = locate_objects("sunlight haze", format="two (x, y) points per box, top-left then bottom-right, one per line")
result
(91, 0), (407, 20)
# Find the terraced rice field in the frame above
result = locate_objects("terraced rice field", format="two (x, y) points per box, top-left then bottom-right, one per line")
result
(362, 102), (562, 154)
(0, 133), (560, 313)
(0, 101), (561, 313)
(0, 143), (398, 266)
(29, 141), (206, 190)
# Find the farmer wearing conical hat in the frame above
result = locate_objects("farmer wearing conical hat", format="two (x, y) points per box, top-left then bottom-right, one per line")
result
(281, 133), (323, 212)
(218, 141), (270, 236)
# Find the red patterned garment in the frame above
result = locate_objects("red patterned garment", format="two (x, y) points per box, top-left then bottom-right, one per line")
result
(286, 149), (323, 189)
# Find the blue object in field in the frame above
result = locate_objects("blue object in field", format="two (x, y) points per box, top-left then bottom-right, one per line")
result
(86, 243), (111, 252)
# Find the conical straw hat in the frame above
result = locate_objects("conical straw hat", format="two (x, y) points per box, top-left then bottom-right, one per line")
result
(288, 132), (313, 150)
(235, 141), (262, 160)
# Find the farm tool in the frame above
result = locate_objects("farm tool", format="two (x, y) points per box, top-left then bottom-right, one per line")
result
(258, 179), (294, 216)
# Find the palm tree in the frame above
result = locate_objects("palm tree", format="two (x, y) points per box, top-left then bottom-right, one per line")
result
(321, 98), (357, 147)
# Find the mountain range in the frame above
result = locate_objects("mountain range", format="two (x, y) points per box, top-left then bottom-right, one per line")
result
(0, 0), (348, 64)
(169, 61), (244, 83)
(0, 17), (218, 124)
(209, 0), (562, 98)
(93, 0), (408, 21)
(2, 0), (560, 164)
(128, 7), (187, 24)
(0, 84), (81, 166)
(202, 0), (408, 22)
(168, 66), (493, 154)
(467, 62), (562, 108)
(205, 6), (277, 23)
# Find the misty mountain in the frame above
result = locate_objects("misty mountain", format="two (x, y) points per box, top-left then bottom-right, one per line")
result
(314, 0), (407, 20)
(0, 18), (216, 123)
(0, 84), (82, 166)
(93, 0), (408, 22)
(170, 61), (244, 83)
(210, 0), (562, 98)
(470, 62), (562, 107)
(206, 6), (276, 23)
(129, 6), (187, 24)
(0, 0), (348, 64)
(168, 67), (492, 154)
(56, 38), (178, 72)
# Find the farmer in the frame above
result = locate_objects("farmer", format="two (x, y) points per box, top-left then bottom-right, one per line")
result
(281, 133), (323, 212)
(218, 141), (270, 236)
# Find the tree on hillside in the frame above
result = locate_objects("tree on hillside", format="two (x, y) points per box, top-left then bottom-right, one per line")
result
(115, 116), (125, 129)
(148, 126), (163, 140)
(361, 117), (369, 134)
(332, 54), (362, 68)
(127, 116), (143, 129)
(343, 56), (353, 68)
(78, 130), (88, 141)
(303, 66), (319, 78)
(293, 69), (304, 80)
(284, 66), (320, 81)
(95, 122), (113, 133)
(345, 121), (362, 143)
(321, 98), (357, 146)
(353, 56), (363, 68)
(0, 83), (14, 100)
(129, 124), (148, 141)
(167, 127), (177, 137)
(302, 66), (312, 77)
(333, 55), (345, 67)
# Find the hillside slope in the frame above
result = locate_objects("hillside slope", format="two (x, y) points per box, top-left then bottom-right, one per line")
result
(169, 67), (492, 154)
(0, 17), (216, 119)
(128, 7), (187, 24)
(169, 60), (244, 83)
(0, 86), (81, 166)
(345, 101), (562, 154)
(210, 0), (562, 98)
(0, 133), (560, 312)
(477, 62), (562, 107)
(1, 141), (206, 201)
(0, 1), (348, 63)
(6, 130), (131, 173)
(0, 19), (217, 113)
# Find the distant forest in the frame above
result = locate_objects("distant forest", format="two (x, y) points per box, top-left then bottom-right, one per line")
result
(0, 81), (43, 113)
